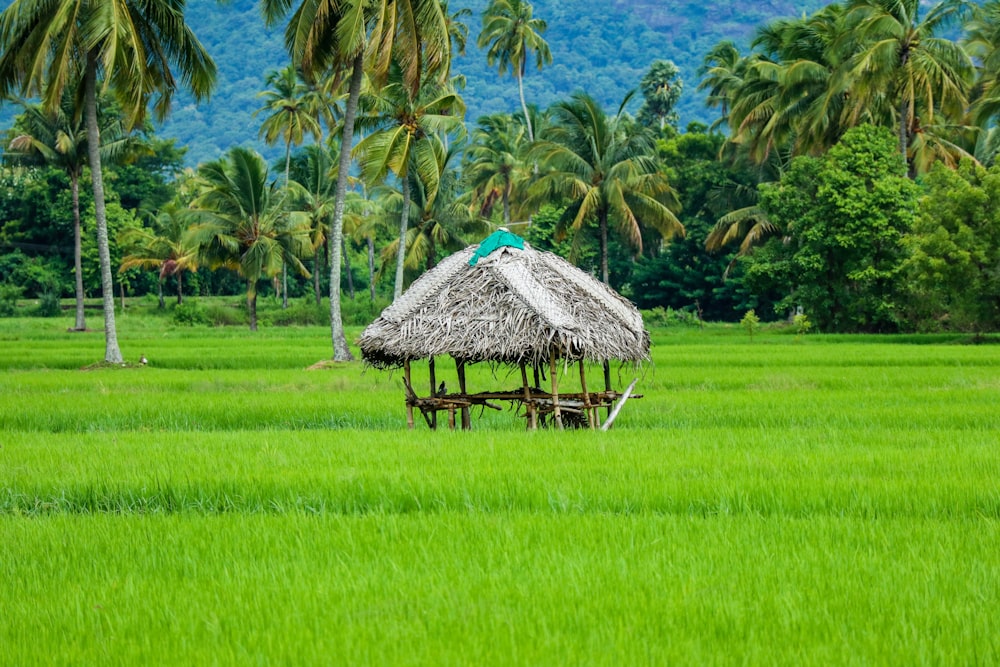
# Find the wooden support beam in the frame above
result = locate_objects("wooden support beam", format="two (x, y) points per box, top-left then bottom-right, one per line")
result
(456, 358), (470, 430)
(533, 364), (546, 427)
(579, 360), (596, 429)
(603, 360), (612, 420)
(550, 352), (563, 429)
(520, 362), (536, 430)
(428, 356), (437, 431)
(403, 360), (414, 430)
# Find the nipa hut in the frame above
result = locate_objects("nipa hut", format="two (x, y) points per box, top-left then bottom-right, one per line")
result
(359, 229), (648, 430)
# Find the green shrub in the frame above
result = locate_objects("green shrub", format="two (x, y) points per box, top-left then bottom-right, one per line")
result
(793, 312), (813, 336)
(172, 301), (210, 326)
(642, 306), (701, 328)
(270, 301), (326, 326)
(205, 304), (247, 327)
(741, 309), (761, 341)
(0, 283), (23, 317)
(34, 291), (62, 317)
(340, 295), (391, 327)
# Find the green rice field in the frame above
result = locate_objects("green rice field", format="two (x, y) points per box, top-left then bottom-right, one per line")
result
(2, 314), (999, 665)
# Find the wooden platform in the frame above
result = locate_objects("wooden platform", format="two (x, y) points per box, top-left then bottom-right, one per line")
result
(403, 386), (642, 430)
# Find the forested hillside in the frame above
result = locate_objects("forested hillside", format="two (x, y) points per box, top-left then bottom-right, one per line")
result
(0, 0), (831, 166)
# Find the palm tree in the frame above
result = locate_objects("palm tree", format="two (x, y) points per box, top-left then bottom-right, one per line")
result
(119, 201), (199, 308)
(6, 92), (128, 331)
(376, 142), (487, 284)
(347, 188), (390, 302)
(442, 1), (473, 57)
(964, 0), (1000, 128)
(355, 68), (465, 298)
(261, 0), (452, 361)
(529, 92), (684, 286)
(289, 144), (337, 305)
(478, 0), (552, 142)
(715, 7), (855, 163)
(256, 65), (323, 309)
(463, 113), (530, 228)
(698, 41), (748, 132)
(189, 147), (311, 331)
(637, 60), (683, 132)
(0, 0), (215, 363)
(844, 0), (975, 170)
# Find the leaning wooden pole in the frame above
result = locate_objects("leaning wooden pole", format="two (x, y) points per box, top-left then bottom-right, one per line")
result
(403, 360), (414, 430)
(456, 358), (470, 430)
(550, 351), (563, 429)
(601, 378), (639, 431)
(579, 359), (596, 429)
(520, 361), (536, 430)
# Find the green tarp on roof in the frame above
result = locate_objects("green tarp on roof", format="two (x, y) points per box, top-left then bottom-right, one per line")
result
(469, 229), (525, 266)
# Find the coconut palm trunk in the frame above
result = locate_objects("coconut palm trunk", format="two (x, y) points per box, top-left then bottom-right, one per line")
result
(313, 247), (322, 305)
(248, 280), (258, 331)
(342, 237), (355, 299)
(367, 235), (376, 302)
(517, 61), (534, 142)
(157, 279), (165, 309)
(84, 52), (123, 363)
(599, 209), (610, 285)
(282, 138), (293, 309)
(328, 52), (362, 361)
(502, 184), (512, 227)
(70, 173), (86, 331)
(395, 177), (411, 299)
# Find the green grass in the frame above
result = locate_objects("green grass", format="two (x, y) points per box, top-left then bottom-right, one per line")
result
(1, 316), (999, 664)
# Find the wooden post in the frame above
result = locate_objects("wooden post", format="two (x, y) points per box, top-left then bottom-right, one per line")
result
(603, 359), (612, 419)
(448, 406), (456, 430)
(403, 360), (414, 430)
(533, 364), (545, 427)
(456, 358), (470, 430)
(428, 356), (437, 431)
(550, 352), (563, 430)
(579, 359), (596, 429)
(520, 362), (536, 430)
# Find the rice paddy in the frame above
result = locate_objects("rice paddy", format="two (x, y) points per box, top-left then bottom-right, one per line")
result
(2, 315), (998, 665)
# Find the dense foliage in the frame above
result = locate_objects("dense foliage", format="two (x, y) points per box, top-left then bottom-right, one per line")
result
(3, 0), (1000, 334)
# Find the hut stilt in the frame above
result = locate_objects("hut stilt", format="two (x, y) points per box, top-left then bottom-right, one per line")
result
(456, 359), (470, 430)
(428, 356), (438, 430)
(603, 360), (612, 419)
(404, 361), (415, 430)
(579, 360), (596, 429)
(550, 353), (563, 429)
(520, 362), (537, 430)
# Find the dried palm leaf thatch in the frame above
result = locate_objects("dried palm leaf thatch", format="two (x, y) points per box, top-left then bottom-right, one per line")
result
(359, 234), (650, 369)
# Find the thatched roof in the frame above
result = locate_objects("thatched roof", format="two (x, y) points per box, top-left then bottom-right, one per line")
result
(359, 230), (650, 369)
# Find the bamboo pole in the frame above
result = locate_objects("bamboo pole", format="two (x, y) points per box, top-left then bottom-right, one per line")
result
(579, 359), (596, 429)
(550, 352), (563, 429)
(404, 360), (414, 430)
(601, 378), (639, 431)
(520, 361), (536, 430)
(428, 356), (437, 431)
(456, 358), (470, 430)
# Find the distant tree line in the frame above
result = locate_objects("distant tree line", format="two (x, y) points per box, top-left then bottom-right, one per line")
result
(2, 0), (1000, 354)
